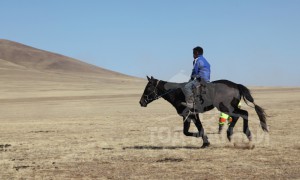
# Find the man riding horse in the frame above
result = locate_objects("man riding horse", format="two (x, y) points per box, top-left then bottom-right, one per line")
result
(182, 46), (211, 109)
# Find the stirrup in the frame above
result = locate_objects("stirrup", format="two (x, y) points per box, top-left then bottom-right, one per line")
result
(181, 102), (194, 109)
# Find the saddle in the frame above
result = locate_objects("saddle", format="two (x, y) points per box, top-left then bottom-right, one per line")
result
(192, 77), (213, 108)
(193, 84), (206, 104)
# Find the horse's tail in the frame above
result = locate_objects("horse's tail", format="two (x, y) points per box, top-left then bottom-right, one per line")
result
(237, 84), (269, 132)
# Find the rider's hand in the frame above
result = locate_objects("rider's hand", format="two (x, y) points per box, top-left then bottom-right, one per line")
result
(196, 77), (202, 82)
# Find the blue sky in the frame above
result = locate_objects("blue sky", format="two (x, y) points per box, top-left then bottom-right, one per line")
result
(1, 0), (299, 86)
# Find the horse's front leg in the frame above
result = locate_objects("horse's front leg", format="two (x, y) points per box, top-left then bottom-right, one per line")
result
(183, 117), (199, 137)
(193, 114), (210, 148)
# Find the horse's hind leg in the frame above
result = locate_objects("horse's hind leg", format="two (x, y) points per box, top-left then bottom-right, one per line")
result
(227, 109), (252, 141)
(226, 116), (238, 142)
(238, 109), (252, 141)
(218, 102), (239, 142)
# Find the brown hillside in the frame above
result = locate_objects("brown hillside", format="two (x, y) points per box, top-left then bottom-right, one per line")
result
(0, 39), (134, 79)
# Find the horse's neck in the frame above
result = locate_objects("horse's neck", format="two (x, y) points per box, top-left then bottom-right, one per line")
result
(158, 81), (185, 112)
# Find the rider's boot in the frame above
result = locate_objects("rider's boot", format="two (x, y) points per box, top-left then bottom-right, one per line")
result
(181, 95), (194, 109)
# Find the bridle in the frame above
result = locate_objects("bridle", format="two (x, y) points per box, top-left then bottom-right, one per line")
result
(144, 80), (160, 104)
(143, 80), (175, 104)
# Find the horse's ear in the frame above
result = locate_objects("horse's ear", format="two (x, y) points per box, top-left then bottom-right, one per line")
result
(147, 76), (151, 81)
(151, 76), (154, 79)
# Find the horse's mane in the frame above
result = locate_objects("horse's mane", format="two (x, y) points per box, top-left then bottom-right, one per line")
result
(162, 80), (187, 90)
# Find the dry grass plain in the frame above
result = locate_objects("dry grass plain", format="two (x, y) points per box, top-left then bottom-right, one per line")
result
(0, 72), (299, 179)
(0, 39), (299, 179)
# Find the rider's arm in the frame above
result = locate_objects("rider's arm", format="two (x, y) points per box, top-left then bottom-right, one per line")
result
(191, 61), (200, 79)
(191, 60), (200, 79)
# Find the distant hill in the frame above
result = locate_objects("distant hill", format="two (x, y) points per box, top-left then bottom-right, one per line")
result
(0, 39), (136, 80)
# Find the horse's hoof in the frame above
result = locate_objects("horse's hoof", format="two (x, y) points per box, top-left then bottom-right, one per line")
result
(201, 142), (210, 148)
(227, 135), (232, 142)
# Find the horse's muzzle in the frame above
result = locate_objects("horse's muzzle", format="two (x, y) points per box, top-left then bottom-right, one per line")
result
(139, 100), (147, 107)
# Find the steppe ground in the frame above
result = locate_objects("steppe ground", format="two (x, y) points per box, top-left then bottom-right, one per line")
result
(0, 71), (299, 179)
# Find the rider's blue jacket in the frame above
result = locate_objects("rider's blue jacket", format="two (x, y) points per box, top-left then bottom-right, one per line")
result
(191, 55), (211, 82)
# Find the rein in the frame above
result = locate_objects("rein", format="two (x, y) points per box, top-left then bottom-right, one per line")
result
(144, 80), (176, 103)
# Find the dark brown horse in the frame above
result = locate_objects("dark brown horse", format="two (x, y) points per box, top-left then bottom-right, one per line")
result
(139, 76), (268, 148)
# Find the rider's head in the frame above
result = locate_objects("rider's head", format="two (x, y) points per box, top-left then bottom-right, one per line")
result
(193, 46), (203, 59)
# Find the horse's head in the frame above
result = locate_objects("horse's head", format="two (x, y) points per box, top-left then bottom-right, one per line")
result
(139, 76), (160, 107)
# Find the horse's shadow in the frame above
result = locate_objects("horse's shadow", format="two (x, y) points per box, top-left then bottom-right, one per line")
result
(122, 143), (256, 150)
(122, 145), (202, 150)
